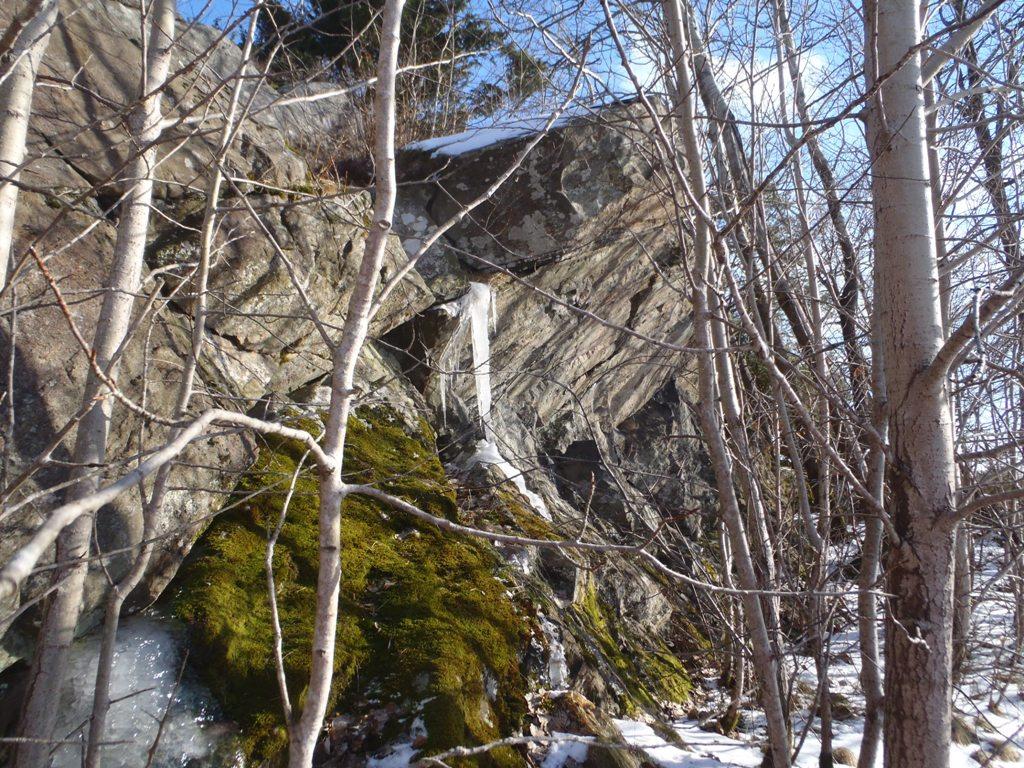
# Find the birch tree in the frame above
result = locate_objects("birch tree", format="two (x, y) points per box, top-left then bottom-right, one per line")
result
(81, 8), (266, 765)
(0, 0), (59, 291)
(867, 0), (959, 762)
(14, 1), (177, 764)
(283, 0), (406, 762)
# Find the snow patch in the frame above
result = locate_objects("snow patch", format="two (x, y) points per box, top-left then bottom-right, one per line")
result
(614, 537), (1024, 768)
(508, 547), (532, 575)
(542, 732), (591, 768)
(367, 741), (419, 768)
(405, 114), (577, 157)
(614, 718), (764, 768)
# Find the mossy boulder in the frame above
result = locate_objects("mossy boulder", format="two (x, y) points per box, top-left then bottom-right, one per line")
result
(174, 405), (530, 765)
(567, 579), (692, 716)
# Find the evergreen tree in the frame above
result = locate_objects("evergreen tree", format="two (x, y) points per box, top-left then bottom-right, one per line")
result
(257, 0), (547, 139)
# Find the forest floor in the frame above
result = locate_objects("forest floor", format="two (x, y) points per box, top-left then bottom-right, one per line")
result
(613, 538), (1024, 768)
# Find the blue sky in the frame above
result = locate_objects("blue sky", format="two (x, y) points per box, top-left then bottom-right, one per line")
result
(180, 0), (250, 26)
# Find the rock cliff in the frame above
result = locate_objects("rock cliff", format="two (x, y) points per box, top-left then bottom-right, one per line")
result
(0, 3), (718, 765)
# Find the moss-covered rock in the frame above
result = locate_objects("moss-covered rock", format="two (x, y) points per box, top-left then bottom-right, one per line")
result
(567, 579), (692, 716)
(174, 405), (530, 765)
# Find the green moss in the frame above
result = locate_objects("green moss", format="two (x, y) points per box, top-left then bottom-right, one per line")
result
(672, 615), (713, 660)
(459, 481), (560, 542)
(174, 405), (529, 765)
(569, 580), (691, 715)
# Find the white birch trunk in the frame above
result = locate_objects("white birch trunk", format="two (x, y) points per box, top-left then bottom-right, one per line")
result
(0, 0), (59, 291)
(867, 0), (959, 763)
(14, 3), (176, 766)
(286, 0), (406, 765)
(83, 9), (260, 766)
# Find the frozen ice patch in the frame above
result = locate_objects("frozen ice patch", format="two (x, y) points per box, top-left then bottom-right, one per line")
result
(51, 615), (239, 768)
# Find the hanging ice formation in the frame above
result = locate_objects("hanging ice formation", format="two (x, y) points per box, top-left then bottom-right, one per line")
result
(437, 282), (551, 520)
(539, 613), (570, 690)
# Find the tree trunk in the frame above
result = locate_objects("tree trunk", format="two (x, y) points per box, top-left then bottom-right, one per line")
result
(663, 2), (791, 764)
(951, 524), (972, 679)
(14, 3), (176, 766)
(867, 0), (959, 763)
(0, 0), (59, 290)
(285, 0), (406, 764)
(857, 295), (888, 768)
(83, 9), (260, 766)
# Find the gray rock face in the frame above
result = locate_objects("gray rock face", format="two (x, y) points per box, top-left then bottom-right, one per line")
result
(387, 108), (715, 720)
(274, 81), (358, 154)
(2, 0), (310, 200)
(0, 190), (254, 666)
(404, 105), (657, 266)
(392, 105), (703, 538)
(149, 190), (433, 398)
(397, 105), (693, 447)
(0, 0), (430, 662)
(1, 3), (716, 750)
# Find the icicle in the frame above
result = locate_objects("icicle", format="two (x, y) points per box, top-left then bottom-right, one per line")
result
(439, 372), (447, 428)
(467, 282), (494, 439)
(490, 285), (498, 335)
(463, 281), (551, 520)
(539, 614), (569, 690)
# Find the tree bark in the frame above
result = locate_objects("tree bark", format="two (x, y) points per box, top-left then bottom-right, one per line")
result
(83, 8), (260, 766)
(14, 2), (176, 766)
(285, 0), (406, 764)
(867, 0), (960, 763)
(0, 0), (59, 290)
(951, 524), (972, 679)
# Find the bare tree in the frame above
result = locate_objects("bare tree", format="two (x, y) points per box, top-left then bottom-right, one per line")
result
(14, 1), (178, 764)
(82, 7), (266, 766)
(0, 0), (59, 290)
(867, 0), (959, 763)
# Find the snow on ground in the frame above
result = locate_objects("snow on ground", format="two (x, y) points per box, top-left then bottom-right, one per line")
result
(541, 733), (590, 768)
(614, 719), (762, 768)
(367, 741), (419, 768)
(615, 538), (1024, 767)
